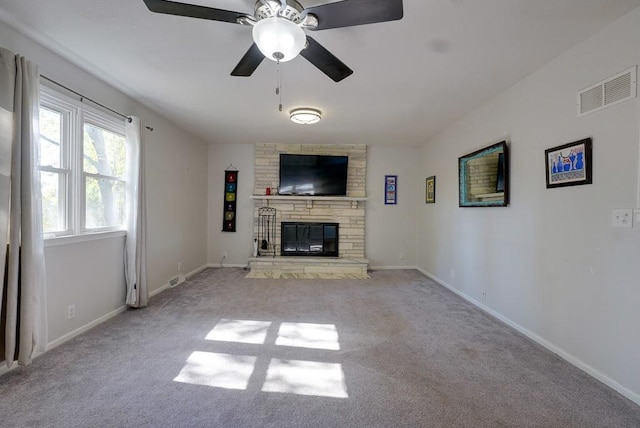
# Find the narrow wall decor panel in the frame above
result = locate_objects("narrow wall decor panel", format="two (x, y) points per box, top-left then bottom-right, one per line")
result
(222, 169), (238, 232)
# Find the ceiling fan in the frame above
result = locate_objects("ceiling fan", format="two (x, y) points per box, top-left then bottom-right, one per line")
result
(142, 0), (403, 82)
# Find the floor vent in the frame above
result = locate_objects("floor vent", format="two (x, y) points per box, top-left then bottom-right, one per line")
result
(168, 274), (185, 288)
(578, 66), (636, 116)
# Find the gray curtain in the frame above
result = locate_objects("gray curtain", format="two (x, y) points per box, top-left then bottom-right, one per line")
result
(0, 47), (48, 367)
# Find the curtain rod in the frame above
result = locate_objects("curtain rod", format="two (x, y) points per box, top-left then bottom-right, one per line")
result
(41, 75), (132, 122)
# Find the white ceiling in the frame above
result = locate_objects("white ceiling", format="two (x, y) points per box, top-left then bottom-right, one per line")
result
(1, 0), (639, 146)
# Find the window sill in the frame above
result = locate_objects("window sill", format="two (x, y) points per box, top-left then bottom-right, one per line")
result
(44, 230), (126, 248)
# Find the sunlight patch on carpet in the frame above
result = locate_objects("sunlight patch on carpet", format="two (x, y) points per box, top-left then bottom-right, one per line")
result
(205, 319), (271, 344)
(176, 320), (347, 397)
(173, 352), (256, 390)
(262, 359), (348, 398)
(276, 322), (340, 350)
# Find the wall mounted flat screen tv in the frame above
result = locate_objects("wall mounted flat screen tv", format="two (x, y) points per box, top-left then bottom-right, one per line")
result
(279, 154), (348, 196)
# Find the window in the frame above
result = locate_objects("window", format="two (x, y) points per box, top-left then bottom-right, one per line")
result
(39, 88), (126, 237)
(83, 116), (126, 229)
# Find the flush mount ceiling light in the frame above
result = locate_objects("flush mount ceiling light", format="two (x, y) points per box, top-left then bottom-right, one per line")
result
(290, 108), (322, 124)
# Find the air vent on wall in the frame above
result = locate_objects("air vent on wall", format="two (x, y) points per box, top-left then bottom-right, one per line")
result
(578, 66), (637, 116)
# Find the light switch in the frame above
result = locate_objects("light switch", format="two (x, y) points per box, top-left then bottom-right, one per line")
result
(612, 209), (633, 228)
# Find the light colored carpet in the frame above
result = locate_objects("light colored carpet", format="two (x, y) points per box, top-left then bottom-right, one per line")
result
(1, 268), (639, 427)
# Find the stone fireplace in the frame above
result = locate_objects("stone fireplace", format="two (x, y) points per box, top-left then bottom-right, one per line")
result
(247, 143), (368, 279)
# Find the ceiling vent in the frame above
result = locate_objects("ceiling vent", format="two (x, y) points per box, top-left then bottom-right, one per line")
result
(578, 66), (636, 116)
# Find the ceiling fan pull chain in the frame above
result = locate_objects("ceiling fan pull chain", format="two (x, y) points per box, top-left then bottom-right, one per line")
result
(276, 60), (283, 112)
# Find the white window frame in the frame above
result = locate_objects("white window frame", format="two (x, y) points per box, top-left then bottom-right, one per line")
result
(39, 91), (76, 237)
(39, 86), (127, 242)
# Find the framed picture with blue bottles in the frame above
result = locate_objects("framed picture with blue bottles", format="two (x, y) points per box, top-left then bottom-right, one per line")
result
(545, 138), (592, 189)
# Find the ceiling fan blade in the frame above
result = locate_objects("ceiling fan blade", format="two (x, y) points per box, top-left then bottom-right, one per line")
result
(231, 43), (265, 77)
(300, 37), (353, 82)
(142, 0), (247, 24)
(305, 0), (403, 31)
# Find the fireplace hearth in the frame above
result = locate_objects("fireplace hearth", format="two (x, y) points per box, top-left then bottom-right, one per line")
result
(281, 222), (339, 257)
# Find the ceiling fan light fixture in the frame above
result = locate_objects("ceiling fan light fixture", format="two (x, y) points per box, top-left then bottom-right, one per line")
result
(252, 17), (306, 62)
(290, 108), (322, 125)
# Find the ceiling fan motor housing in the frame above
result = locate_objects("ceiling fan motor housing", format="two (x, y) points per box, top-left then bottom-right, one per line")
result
(254, 0), (305, 23)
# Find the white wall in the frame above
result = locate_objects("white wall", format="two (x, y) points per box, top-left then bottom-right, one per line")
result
(208, 143), (255, 266)
(44, 237), (126, 343)
(417, 7), (640, 403)
(366, 146), (420, 268)
(1, 22), (209, 345)
(145, 117), (208, 288)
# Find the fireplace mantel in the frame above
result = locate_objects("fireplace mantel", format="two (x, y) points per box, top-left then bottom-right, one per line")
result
(250, 195), (367, 209)
(250, 195), (367, 201)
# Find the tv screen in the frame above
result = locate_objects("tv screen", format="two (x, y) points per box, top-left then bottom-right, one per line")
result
(279, 154), (348, 196)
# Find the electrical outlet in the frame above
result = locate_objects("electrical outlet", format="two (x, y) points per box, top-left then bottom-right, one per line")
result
(612, 209), (633, 228)
(223, 251), (228, 258)
(398, 252), (404, 260)
(481, 291), (487, 303)
(67, 304), (75, 319)
(178, 262), (182, 272)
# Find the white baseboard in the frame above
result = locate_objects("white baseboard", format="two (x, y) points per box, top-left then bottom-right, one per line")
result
(186, 264), (209, 278)
(149, 282), (170, 297)
(416, 267), (640, 406)
(46, 305), (128, 351)
(150, 264), (211, 297)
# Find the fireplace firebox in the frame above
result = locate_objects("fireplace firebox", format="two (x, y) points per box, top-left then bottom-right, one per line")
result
(281, 222), (339, 257)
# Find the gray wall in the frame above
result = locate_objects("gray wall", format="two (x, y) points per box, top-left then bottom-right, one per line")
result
(417, 7), (640, 403)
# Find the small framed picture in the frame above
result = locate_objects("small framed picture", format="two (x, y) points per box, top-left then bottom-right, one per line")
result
(545, 138), (592, 188)
(385, 175), (397, 205)
(425, 176), (436, 203)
